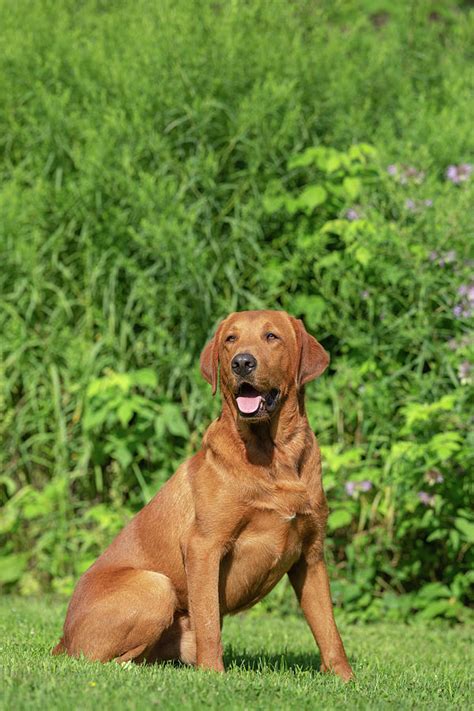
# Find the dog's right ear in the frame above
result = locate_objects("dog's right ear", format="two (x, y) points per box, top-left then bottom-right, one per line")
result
(200, 323), (223, 396)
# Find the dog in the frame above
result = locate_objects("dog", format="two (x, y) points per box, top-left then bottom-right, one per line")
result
(52, 310), (353, 681)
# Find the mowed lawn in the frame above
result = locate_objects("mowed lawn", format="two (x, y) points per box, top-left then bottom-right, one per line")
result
(0, 598), (471, 710)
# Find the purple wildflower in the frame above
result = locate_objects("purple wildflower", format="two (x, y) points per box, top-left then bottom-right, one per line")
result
(424, 469), (444, 486)
(346, 208), (360, 221)
(345, 480), (373, 496)
(446, 163), (473, 184)
(424, 199), (433, 207)
(429, 251), (438, 262)
(418, 491), (435, 506)
(405, 198), (416, 210)
(447, 338), (458, 351)
(453, 283), (474, 319)
(446, 165), (459, 183)
(361, 289), (370, 300)
(387, 164), (425, 184)
(345, 481), (357, 497)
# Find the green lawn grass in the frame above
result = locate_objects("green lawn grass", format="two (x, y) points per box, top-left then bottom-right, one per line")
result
(0, 598), (471, 710)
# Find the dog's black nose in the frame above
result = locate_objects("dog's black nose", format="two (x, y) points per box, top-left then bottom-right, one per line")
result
(231, 353), (257, 376)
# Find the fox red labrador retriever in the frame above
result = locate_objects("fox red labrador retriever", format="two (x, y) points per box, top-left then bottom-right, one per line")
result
(52, 310), (353, 681)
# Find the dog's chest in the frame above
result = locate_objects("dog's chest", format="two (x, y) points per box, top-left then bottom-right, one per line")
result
(218, 481), (316, 613)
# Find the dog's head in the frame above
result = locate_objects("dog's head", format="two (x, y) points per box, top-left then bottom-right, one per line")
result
(200, 310), (329, 422)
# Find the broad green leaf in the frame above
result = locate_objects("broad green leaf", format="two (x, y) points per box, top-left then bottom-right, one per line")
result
(454, 517), (474, 542)
(416, 582), (451, 600)
(118, 401), (135, 426)
(354, 246), (371, 266)
(161, 403), (189, 438)
(0, 553), (28, 583)
(107, 442), (133, 469)
(287, 147), (322, 169)
(132, 369), (158, 388)
(262, 194), (286, 213)
(328, 509), (353, 531)
(0, 507), (17, 534)
(290, 295), (326, 329)
(320, 219), (349, 235)
(343, 176), (361, 199)
(428, 432), (462, 461)
(296, 185), (327, 211)
(417, 600), (454, 620)
(402, 395), (456, 428)
(325, 153), (341, 173)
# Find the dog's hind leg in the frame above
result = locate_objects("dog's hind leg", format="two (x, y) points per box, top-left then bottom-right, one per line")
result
(59, 568), (178, 663)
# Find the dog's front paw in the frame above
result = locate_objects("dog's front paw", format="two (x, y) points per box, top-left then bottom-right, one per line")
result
(196, 656), (225, 673)
(320, 660), (354, 682)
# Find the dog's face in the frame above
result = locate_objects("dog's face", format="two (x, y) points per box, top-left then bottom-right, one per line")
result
(200, 310), (329, 421)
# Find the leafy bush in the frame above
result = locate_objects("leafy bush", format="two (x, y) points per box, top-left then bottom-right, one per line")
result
(0, 0), (472, 619)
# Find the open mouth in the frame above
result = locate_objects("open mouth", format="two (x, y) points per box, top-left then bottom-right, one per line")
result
(235, 383), (280, 418)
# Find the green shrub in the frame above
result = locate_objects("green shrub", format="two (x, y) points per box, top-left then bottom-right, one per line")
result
(0, 0), (472, 619)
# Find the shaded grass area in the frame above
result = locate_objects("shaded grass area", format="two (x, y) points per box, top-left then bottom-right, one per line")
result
(0, 597), (471, 710)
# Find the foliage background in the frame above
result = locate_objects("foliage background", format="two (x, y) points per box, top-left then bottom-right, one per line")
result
(0, 0), (472, 622)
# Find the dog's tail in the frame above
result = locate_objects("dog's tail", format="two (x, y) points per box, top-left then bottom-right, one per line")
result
(51, 637), (66, 656)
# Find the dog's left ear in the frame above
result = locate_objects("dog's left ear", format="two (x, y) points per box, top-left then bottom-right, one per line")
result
(291, 318), (330, 386)
(200, 323), (223, 396)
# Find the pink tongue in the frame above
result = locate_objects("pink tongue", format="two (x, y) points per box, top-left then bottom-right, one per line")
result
(236, 395), (263, 414)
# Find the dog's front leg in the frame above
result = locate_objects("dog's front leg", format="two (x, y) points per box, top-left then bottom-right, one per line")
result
(289, 556), (354, 682)
(186, 534), (224, 672)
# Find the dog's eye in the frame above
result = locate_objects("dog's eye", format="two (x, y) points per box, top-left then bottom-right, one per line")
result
(266, 332), (279, 341)
(225, 334), (237, 343)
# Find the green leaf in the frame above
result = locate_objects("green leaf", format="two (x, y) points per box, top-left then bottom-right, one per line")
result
(0, 553), (28, 583)
(296, 184), (327, 212)
(82, 406), (111, 431)
(416, 582), (451, 600)
(416, 600), (454, 620)
(342, 176), (361, 200)
(117, 401), (135, 426)
(349, 143), (377, 161)
(428, 432), (463, 461)
(132, 369), (158, 388)
(161, 403), (189, 438)
(354, 246), (371, 266)
(107, 442), (133, 469)
(290, 294), (326, 329)
(325, 152), (341, 173)
(328, 509), (353, 531)
(402, 395), (456, 428)
(320, 219), (348, 236)
(262, 193), (286, 213)
(287, 147), (322, 169)
(0, 507), (17, 534)
(454, 517), (474, 542)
